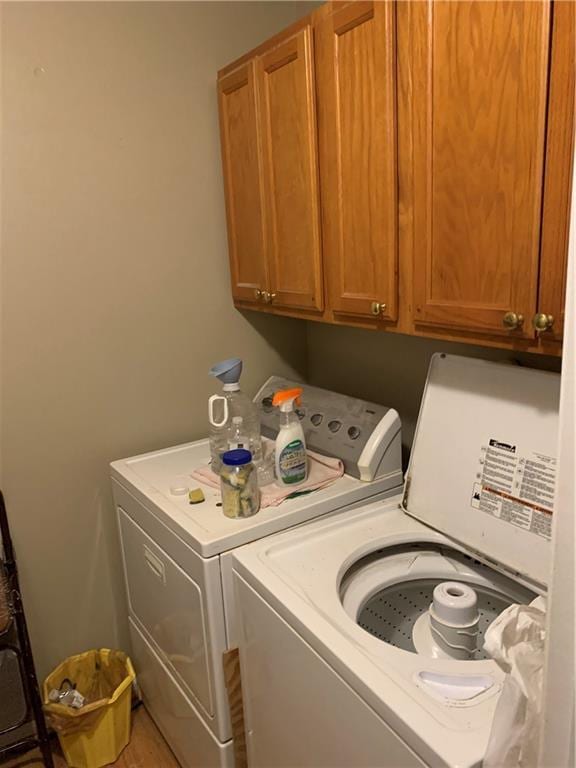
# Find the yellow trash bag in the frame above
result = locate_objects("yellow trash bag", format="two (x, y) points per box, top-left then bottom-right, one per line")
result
(43, 649), (135, 768)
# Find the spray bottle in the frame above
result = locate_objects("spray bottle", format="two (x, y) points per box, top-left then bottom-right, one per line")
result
(272, 387), (308, 486)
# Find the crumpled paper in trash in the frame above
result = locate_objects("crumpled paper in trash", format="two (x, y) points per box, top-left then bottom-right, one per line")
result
(483, 596), (546, 768)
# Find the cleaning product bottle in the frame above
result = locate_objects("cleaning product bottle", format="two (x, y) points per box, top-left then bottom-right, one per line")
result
(208, 358), (262, 474)
(272, 387), (308, 487)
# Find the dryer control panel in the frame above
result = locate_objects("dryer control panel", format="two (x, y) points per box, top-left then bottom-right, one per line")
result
(254, 377), (402, 482)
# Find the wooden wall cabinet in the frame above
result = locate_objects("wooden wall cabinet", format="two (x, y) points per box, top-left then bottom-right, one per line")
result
(316, 1), (398, 323)
(218, 62), (267, 304)
(218, 24), (323, 313)
(538, 0), (575, 343)
(218, 1), (574, 356)
(258, 27), (324, 312)
(408, 0), (572, 347)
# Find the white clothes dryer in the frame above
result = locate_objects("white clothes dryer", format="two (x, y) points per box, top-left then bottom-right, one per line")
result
(111, 377), (403, 768)
(232, 355), (560, 768)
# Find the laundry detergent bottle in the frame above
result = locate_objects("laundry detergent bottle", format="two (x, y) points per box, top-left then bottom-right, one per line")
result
(208, 358), (262, 474)
(272, 387), (308, 487)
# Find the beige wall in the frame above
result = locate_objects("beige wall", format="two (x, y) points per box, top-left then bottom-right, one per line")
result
(0, 2), (311, 679)
(306, 324), (561, 465)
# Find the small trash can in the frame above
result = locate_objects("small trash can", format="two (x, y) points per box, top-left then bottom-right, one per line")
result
(43, 648), (135, 768)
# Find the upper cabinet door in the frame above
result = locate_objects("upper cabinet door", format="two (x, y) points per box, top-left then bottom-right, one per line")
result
(257, 27), (324, 312)
(218, 62), (268, 304)
(316, 2), (398, 321)
(537, 0), (575, 343)
(410, 1), (551, 338)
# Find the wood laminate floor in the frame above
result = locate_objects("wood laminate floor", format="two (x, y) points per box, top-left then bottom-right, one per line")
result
(2, 706), (180, 768)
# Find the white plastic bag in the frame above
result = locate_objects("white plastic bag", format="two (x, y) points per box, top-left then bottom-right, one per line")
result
(483, 597), (546, 768)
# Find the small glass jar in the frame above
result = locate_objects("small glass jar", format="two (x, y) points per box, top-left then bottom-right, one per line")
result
(220, 449), (260, 519)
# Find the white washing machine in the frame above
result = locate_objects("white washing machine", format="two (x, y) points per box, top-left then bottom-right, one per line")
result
(110, 377), (403, 768)
(232, 355), (560, 768)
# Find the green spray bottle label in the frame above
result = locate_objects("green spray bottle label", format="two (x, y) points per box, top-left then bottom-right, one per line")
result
(278, 439), (307, 484)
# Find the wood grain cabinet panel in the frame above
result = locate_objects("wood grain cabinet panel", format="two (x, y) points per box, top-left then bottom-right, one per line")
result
(537, 0), (575, 343)
(410, 0), (552, 338)
(218, 62), (268, 304)
(257, 27), (324, 312)
(316, 1), (398, 321)
(217, 1), (573, 357)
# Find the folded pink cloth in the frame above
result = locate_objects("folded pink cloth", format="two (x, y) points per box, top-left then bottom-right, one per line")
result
(191, 449), (344, 508)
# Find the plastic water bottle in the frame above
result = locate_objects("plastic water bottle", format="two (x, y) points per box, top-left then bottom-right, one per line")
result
(208, 359), (262, 474)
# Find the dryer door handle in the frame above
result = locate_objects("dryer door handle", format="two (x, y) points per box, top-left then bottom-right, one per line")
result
(143, 545), (166, 585)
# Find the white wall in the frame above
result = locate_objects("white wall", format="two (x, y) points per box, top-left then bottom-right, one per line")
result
(0, 1), (311, 680)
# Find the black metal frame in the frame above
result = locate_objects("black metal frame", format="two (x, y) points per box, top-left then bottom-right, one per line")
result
(0, 490), (54, 767)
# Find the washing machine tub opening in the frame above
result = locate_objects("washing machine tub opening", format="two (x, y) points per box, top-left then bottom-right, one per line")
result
(339, 543), (535, 661)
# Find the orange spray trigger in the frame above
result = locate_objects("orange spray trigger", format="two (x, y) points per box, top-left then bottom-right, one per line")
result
(272, 387), (303, 408)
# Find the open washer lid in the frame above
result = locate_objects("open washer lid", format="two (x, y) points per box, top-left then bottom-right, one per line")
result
(403, 354), (560, 588)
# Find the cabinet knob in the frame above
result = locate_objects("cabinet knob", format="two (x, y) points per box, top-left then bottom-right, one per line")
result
(370, 302), (387, 316)
(262, 291), (276, 304)
(269, 293), (277, 303)
(532, 313), (554, 333)
(254, 289), (262, 301)
(502, 312), (524, 331)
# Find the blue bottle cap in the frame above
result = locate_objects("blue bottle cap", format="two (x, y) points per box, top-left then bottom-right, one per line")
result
(222, 449), (252, 466)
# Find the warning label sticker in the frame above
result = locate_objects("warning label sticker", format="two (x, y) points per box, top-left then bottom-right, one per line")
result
(471, 438), (556, 540)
